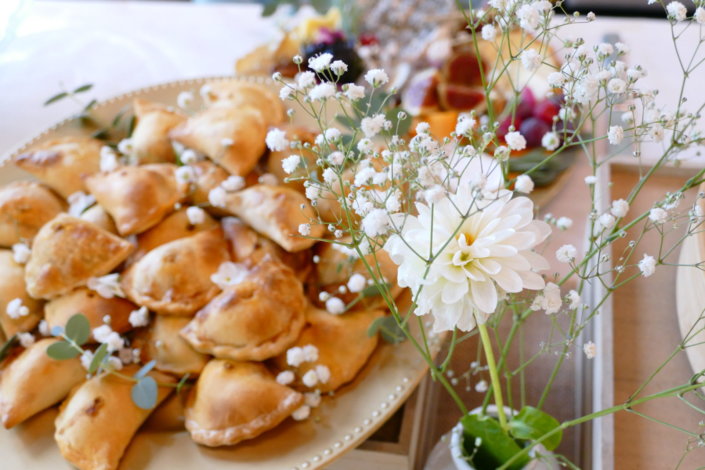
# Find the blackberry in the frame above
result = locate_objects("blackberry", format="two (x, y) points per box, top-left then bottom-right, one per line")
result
(303, 33), (364, 83)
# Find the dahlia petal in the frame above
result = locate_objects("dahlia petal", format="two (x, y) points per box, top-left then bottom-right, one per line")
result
(471, 280), (498, 313)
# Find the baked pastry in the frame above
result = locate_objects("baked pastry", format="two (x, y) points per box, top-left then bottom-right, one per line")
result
(136, 315), (208, 376)
(131, 99), (186, 163)
(0, 338), (85, 428)
(184, 360), (303, 447)
(169, 103), (267, 177)
(128, 207), (218, 264)
(85, 164), (182, 236)
(207, 80), (285, 126)
(12, 136), (103, 198)
(79, 205), (118, 235)
(221, 217), (312, 281)
(0, 181), (66, 246)
(222, 184), (322, 252)
(0, 250), (42, 337)
(24, 214), (133, 299)
(272, 306), (385, 393)
(121, 228), (229, 315)
(181, 258), (306, 361)
(54, 365), (175, 470)
(44, 287), (137, 340)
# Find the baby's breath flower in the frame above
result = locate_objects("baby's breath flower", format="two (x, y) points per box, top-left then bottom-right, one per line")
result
(297, 71), (316, 89)
(211, 261), (248, 289)
(12, 242), (30, 265)
(100, 146), (119, 172)
(649, 207), (668, 224)
(455, 115), (476, 137)
(583, 341), (597, 359)
(221, 175), (245, 192)
(67, 191), (96, 217)
(325, 297), (345, 314)
(282, 155), (301, 174)
(517, 4), (540, 31)
(279, 86), (294, 101)
(180, 148), (199, 165)
(286, 346), (306, 367)
(520, 49), (542, 71)
(93, 325), (124, 352)
(308, 53), (333, 72)
(567, 290), (581, 309)
(584, 175), (597, 185)
(87, 273), (124, 299)
(416, 122), (431, 135)
(175, 165), (196, 184)
(607, 78), (627, 94)
(302, 369), (318, 387)
(327, 151), (344, 165)
(481, 24), (497, 41)
(6, 298), (29, 319)
(17, 332), (34, 348)
(38, 319), (51, 336)
(361, 114), (388, 138)
(475, 380), (488, 393)
(541, 132), (560, 151)
(276, 370), (295, 385)
(364, 69), (389, 87)
(186, 206), (206, 225)
(208, 186), (227, 208)
(610, 199), (630, 218)
(265, 128), (290, 152)
(298, 223), (311, 236)
(608, 125), (624, 145)
(315, 364), (331, 384)
(556, 244), (577, 263)
(586, 11), (596, 21)
(309, 82), (336, 101)
(639, 254), (656, 277)
(494, 146), (510, 161)
(117, 138), (134, 155)
(128, 306), (150, 328)
(292, 405), (311, 421)
(547, 72), (565, 88)
(177, 91), (194, 109)
(666, 1), (687, 21)
(597, 213), (616, 232)
(556, 216), (573, 230)
(347, 273), (366, 293)
(505, 131), (527, 151)
(330, 60), (348, 76)
(344, 83), (365, 101)
(515, 174), (534, 194)
(696, 7), (705, 25)
(324, 128), (341, 142)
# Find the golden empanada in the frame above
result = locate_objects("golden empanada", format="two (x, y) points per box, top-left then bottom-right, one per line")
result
(0, 181), (66, 246)
(221, 217), (312, 281)
(44, 288), (136, 340)
(12, 136), (103, 198)
(222, 184), (322, 252)
(127, 207), (218, 265)
(184, 360), (303, 447)
(136, 315), (208, 376)
(85, 164), (182, 236)
(54, 365), (175, 470)
(273, 307), (385, 393)
(207, 80), (285, 126)
(169, 103), (266, 177)
(0, 250), (42, 337)
(121, 228), (229, 315)
(25, 214), (133, 299)
(181, 258), (306, 361)
(0, 338), (85, 428)
(79, 205), (118, 235)
(131, 99), (186, 163)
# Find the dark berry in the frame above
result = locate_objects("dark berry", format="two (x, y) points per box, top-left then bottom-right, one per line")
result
(515, 87), (536, 119)
(497, 115), (522, 139)
(519, 117), (550, 148)
(303, 34), (364, 83)
(534, 99), (560, 124)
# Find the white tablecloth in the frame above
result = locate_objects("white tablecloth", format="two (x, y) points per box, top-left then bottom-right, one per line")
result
(0, 1), (702, 165)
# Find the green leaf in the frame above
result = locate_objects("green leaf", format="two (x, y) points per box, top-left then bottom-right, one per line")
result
(385, 107), (412, 137)
(335, 115), (359, 130)
(460, 413), (530, 470)
(135, 359), (157, 379)
(310, 0), (332, 14)
(89, 343), (109, 374)
(368, 315), (405, 344)
(176, 373), (191, 394)
(509, 406), (562, 451)
(46, 340), (81, 360)
(65, 313), (90, 346)
(127, 115), (137, 137)
(91, 129), (110, 140)
(0, 335), (17, 361)
(131, 376), (158, 410)
(72, 83), (93, 94)
(43, 92), (68, 106)
(261, 0), (279, 16)
(83, 99), (98, 111)
(111, 109), (125, 128)
(507, 148), (576, 187)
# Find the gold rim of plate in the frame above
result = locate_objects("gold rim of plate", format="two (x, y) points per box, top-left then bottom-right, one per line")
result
(0, 75), (439, 470)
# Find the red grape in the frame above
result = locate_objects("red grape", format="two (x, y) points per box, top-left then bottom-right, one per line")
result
(519, 117), (550, 148)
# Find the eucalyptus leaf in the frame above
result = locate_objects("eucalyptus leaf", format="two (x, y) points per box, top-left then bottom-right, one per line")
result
(83, 99), (98, 111)
(131, 376), (158, 410)
(261, 0), (279, 16)
(367, 315), (405, 344)
(460, 413), (530, 470)
(135, 359), (157, 379)
(43, 92), (68, 106)
(310, 0), (332, 14)
(508, 406), (562, 451)
(89, 343), (109, 374)
(46, 341), (81, 360)
(361, 283), (389, 298)
(65, 313), (90, 346)
(0, 335), (17, 361)
(72, 83), (94, 94)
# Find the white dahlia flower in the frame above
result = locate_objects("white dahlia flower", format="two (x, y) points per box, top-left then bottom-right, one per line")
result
(385, 189), (550, 332)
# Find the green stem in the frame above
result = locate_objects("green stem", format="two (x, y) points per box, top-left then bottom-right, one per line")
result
(477, 321), (508, 431)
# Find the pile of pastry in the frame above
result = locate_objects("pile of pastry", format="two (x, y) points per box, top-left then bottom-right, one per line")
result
(0, 80), (397, 470)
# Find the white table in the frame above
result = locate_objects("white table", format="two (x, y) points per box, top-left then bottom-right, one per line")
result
(1, 1), (703, 166)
